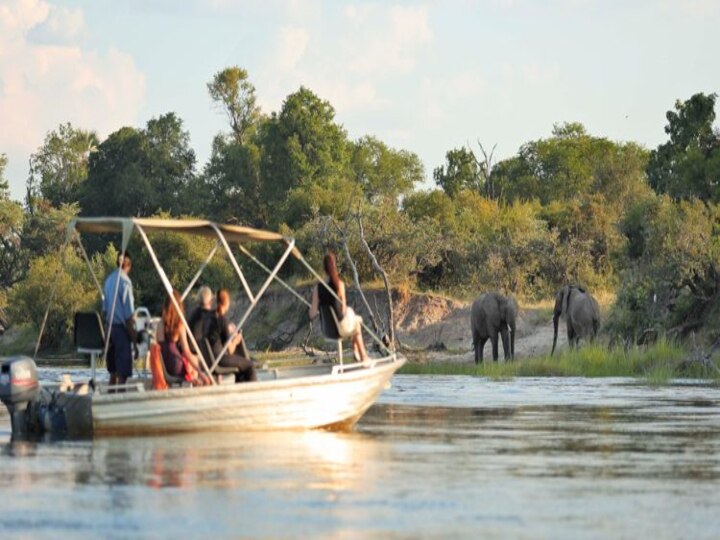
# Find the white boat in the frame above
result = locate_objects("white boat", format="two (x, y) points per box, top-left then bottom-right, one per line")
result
(0, 217), (405, 436)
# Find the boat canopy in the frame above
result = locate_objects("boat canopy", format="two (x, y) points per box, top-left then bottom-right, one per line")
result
(36, 216), (391, 385)
(67, 217), (299, 256)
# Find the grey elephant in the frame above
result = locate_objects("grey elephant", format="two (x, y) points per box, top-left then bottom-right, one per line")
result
(470, 292), (518, 363)
(551, 285), (600, 355)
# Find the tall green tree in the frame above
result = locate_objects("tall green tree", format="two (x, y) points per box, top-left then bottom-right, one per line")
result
(81, 114), (196, 217)
(351, 136), (423, 202)
(433, 147), (482, 198)
(0, 153), (9, 199)
(207, 66), (261, 145)
(198, 134), (264, 225)
(259, 87), (350, 226)
(26, 123), (98, 207)
(647, 93), (720, 201)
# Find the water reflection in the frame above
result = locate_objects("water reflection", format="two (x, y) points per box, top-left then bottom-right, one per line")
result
(0, 375), (719, 538)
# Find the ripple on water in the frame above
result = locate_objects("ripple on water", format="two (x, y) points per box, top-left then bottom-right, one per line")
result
(0, 371), (719, 538)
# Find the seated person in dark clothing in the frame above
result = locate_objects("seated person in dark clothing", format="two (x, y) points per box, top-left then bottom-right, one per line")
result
(187, 285), (216, 357)
(206, 289), (256, 382)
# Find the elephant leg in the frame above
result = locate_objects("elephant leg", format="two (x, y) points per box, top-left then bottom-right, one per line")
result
(473, 332), (480, 364)
(500, 326), (510, 361)
(567, 324), (575, 349)
(478, 337), (487, 363)
(491, 334), (499, 362)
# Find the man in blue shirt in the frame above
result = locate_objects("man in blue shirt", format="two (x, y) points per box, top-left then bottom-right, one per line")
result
(102, 251), (135, 386)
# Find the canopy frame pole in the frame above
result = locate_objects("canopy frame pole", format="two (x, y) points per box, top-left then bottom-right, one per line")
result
(211, 239), (295, 370)
(210, 223), (255, 304)
(181, 241), (220, 302)
(135, 224), (215, 385)
(75, 233), (104, 300)
(237, 244), (311, 308)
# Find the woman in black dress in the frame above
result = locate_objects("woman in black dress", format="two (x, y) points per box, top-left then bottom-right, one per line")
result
(309, 251), (369, 362)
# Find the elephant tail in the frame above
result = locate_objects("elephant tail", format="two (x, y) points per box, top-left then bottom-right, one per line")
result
(551, 315), (559, 356)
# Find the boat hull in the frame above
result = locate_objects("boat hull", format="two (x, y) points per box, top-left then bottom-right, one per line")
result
(91, 356), (405, 436)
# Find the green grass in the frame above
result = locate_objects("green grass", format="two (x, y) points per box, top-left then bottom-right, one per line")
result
(399, 339), (718, 383)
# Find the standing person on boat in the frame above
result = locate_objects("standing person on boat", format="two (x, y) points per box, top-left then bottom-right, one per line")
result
(309, 251), (370, 362)
(160, 289), (211, 386)
(206, 289), (257, 382)
(102, 251), (135, 386)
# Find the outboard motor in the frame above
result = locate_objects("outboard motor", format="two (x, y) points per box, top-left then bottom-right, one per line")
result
(0, 356), (40, 434)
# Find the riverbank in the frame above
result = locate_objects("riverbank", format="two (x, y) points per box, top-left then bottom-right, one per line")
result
(3, 288), (720, 381)
(399, 341), (720, 384)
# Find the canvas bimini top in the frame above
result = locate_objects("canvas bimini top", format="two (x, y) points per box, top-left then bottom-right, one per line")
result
(67, 217), (300, 256)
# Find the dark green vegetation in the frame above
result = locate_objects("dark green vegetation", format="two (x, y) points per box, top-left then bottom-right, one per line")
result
(1, 68), (719, 358)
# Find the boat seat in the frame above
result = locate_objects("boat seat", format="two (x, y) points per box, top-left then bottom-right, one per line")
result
(74, 311), (106, 382)
(204, 339), (239, 382)
(318, 304), (344, 366)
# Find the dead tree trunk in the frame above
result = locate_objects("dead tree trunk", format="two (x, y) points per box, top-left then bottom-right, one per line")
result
(332, 221), (385, 339)
(357, 216), (396, 349)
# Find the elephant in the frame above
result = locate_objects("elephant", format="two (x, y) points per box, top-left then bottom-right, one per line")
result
(551, 285), (600, 355)
(470, 292), (518, 363)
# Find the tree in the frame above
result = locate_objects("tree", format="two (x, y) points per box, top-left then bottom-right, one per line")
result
(433, 147), (482, 198)
(0, 197), (24, 288)
(81, 114), (196, 217)
(259, 87), (350, 226)
(647, 93), (720, 202)
(350, 136), (423, 202)
(0, 153), (9, 199)
(27, 123), (98, 207)
(207, 67), (261, 145)
(198, 134), (264, 225)
(144, 113), (197, 215)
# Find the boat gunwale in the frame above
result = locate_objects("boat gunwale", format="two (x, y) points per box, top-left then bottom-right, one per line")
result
(91, 354), (406, 404)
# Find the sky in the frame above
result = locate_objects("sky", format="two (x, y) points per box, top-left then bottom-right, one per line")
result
(1, 0), (719, 201)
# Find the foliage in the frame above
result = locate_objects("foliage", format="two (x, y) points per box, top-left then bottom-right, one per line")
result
(80, 114), (196, 217)
(492, 122), (649, 207)
(0, 197), (24, 287)
(0, 153), (9, 199)
(648, 93), (720, 201)
(434, 146), (482, 198)
(8, 246), (109, 350)
(207, 66), (261, 145)
(259, 87), (350, 226)
(198, 134), (264, 225)
(609, 195), (720, 342)
(351, 136), (423, 202)
(26, 123), (98, 207)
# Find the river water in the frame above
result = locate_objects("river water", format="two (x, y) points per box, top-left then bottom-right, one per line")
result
(1, 372), (719, 539)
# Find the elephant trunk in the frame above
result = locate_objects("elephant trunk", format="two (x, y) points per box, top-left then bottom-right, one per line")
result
(551, 315), (559, 356)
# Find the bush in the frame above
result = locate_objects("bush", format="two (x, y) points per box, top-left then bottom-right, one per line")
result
(8, 246), (108, 351)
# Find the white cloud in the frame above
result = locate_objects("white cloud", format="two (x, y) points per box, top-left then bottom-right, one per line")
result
(0, 0), (145, 187)
(259, 4), (433, 116)
(276, 26), (309, 70)
(30, 5), (84, 43)
(348, 5), (433, 76)
(662, 0), (720, 15)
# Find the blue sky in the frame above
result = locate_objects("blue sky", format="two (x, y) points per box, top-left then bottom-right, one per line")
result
(1, 0), (719, 200)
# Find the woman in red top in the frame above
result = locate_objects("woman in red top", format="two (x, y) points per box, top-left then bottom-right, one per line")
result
(160, 289), (211, 386)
